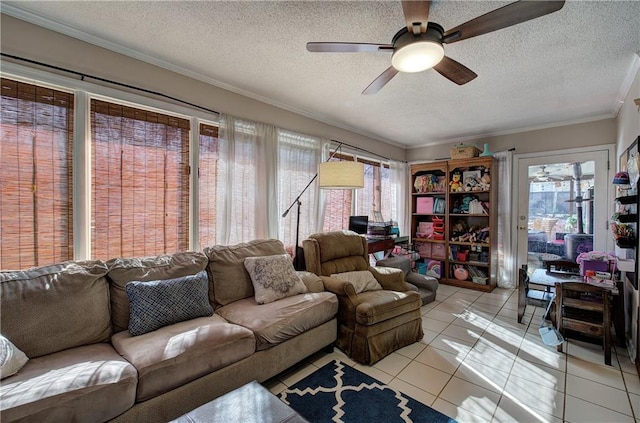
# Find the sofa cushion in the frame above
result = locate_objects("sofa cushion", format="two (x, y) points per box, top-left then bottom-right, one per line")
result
(0, 343), (137, 423)
(0, 335), (28, 379)
(244, 254), (307, 304)
(0, 260), (111, 358)
(354, 290), (422, 326)
(112, 315), (255, 402)
(107, 252), (209, 333)
(204, 239), (287, 307)
(126, 270), (214, 335)
(331, 270), (382, 294)
(216, 292), (338, 351)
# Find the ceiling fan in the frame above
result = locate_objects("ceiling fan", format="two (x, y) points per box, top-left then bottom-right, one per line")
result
(307, 1), (565, 94)
(533, 165), (564, 182)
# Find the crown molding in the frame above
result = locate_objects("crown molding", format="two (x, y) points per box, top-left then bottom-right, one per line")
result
(1, 4), (405, 149)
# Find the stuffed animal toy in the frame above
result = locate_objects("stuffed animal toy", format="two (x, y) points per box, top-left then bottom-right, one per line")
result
(450, 172), (461, 192)
(459, 195), (476, 213)
(450, 220), (467, 240)
(464, 177), (479, 191)
(479, 170), (491, 190)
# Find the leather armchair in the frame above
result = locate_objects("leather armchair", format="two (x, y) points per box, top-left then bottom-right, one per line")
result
(303, 231), (424, 365)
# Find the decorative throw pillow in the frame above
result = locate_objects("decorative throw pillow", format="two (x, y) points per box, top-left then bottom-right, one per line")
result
(125, 270), (214, 336)
(331, 270), (382, 294)
(244, 254), (308, 304)
(0, 335), (28, 379)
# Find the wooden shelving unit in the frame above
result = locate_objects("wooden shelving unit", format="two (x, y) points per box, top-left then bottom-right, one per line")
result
(410, 157), (498, 292)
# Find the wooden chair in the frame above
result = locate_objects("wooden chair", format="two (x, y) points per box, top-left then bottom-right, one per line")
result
(517, 264), (554, 323)
(555, 282), (611, 365)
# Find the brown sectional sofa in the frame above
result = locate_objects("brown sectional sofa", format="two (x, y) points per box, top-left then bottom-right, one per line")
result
(0, 239), (338, 423)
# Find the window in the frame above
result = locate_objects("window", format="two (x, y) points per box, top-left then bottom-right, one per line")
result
(198, 123), (220, 248)
(91, 99), (190, 259)
(1, 72), (407, 268)
(355, 158), (391, 222)
(0, 78), (74, 269)
(323, 152), (396, 232)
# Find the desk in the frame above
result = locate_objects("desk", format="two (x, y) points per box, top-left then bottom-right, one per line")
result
(529, 269), (618, 295)
(366, 236), (409, 261)
(367, 238), (396, 261)
(525, 269), (624, 346)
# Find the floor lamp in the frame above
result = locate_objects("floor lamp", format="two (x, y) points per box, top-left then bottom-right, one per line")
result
(282, 142), (365, 270)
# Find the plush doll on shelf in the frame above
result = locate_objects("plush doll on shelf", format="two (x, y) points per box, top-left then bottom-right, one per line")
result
(464, 177), (479, 192)
(479, 170), (491, 190)
(450, 172), (461, 192)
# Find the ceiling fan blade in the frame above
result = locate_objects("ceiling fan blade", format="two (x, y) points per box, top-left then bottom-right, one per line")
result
(307, 42), (393, 53)
(362, 67), (399, 95)
(433, 56), (477, 85)
(442, 1), (565, 44)
(401, 1), (431, 34)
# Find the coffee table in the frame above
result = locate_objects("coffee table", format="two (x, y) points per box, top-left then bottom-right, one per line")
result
(170, 381), (309, 423)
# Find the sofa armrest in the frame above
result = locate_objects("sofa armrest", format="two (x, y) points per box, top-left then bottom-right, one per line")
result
(296, 271), (324, 293)
(405, 273), (438, 293)
(320, 276), (359, 300)
(369, 266), (410, 292)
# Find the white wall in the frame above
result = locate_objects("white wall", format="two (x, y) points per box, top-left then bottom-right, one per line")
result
(407, 118), (617, 161)
(0, 14), (406, 162)
(615, 63), (640, 364)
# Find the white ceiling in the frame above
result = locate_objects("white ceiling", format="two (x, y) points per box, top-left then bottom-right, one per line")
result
(3, 1), (639, 149)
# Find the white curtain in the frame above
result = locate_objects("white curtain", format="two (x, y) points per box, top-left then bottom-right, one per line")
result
(277, 130), (324, 250)
(496, 150), (515, 288)
(390, 161), (410, 236)
(216, 114), (277, 245)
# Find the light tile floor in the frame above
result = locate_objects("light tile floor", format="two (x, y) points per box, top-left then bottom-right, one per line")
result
(265, 284), (640, 423)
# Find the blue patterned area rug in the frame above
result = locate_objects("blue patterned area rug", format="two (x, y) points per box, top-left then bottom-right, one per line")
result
(278, 359), (458, 423)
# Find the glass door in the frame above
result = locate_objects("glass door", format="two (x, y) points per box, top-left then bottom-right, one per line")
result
(516, 149), (613, 275)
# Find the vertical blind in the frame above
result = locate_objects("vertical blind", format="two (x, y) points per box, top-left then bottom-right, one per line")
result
(199, 123), (219, 248)
(0, 78), (74, 269)
(91, 99), (190, 259)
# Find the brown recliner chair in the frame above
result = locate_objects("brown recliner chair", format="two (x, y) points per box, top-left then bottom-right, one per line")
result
(303, 231), (424, 365)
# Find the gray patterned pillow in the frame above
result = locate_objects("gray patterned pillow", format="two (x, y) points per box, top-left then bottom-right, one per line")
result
(0, 335), (28, 379)
(125, 270), (213, 336)
(244, 254), (308, 304)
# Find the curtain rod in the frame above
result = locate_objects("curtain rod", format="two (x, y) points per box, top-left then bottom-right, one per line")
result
(329, 139), (406, 163)
(1, 53), (220, 116)
(2, 53), (405, 162)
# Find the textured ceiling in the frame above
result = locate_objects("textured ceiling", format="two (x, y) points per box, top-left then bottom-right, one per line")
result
(3, 1), (639, 148)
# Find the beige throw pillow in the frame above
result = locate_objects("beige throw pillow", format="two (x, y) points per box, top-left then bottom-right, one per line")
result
(331, 270), (382, 294)
(0, 335), (28, 379)
(244, 254), (308, 304)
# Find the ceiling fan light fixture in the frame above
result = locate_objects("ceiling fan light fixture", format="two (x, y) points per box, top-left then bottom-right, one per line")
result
(391, 41), (444, 73)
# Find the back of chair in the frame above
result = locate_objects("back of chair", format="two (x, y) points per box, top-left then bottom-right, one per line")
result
(555, 281), (611, 365)
(556, 282), (609, 317)
(303, 231), (370, 276)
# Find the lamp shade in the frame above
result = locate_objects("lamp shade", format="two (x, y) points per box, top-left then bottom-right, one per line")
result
(612, 171), (630, 185)
(318, 161), (365, 189)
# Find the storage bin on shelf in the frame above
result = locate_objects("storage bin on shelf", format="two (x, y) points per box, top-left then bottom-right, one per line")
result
(450, 144), (481, 159)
